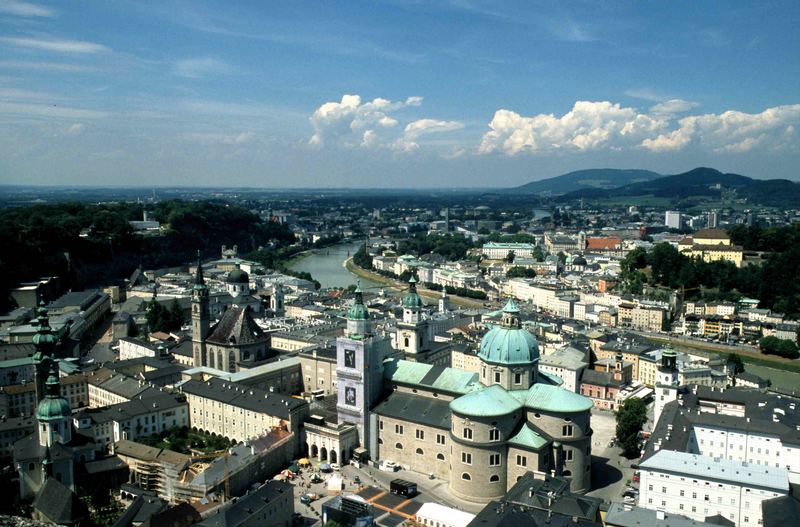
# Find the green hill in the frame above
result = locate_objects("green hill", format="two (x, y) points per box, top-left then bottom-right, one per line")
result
(559, 167), (800, 207)
(512, 168), (662, 195)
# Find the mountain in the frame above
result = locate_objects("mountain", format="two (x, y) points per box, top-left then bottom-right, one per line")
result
(511, 168), (663, 195)
(558, 167), (800, 207)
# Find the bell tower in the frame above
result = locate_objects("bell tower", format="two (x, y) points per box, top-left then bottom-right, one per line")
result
(192, 251), (210, 367)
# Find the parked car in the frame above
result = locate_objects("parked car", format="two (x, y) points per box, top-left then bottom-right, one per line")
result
(623, 495), (636, 504)
(380, 460), (400, 472)
(632, 471), (640, 483)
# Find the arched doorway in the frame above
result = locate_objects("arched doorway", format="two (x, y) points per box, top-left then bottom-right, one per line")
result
(311, 444), (318, 458)
(330, 450), (337, 464)
(320, 447), (328, 461)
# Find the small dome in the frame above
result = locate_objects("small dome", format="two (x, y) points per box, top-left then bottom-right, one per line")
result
(227, 267), (249, 284)
(347, 285), (370, 321)
(36, 396), (72, 421)
(402, 276), (423, 309)
(573, 255), (587, 266)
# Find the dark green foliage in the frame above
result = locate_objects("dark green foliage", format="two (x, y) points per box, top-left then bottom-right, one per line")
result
(0, 200), (295, 310)
(505, 250), (515, 263)
(353, 243), (373, 269)
(396, 233), (475, 260)
(615, 398), (647, 458)
(759, 336), (799, 359)
(506, 266), (536, 279)
(146, 298), (185, 333)
(139, 426), (233, 454)
(727, 353), (745, 375)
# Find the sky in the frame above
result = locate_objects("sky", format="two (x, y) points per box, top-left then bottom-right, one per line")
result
(0, 0), (799, 188)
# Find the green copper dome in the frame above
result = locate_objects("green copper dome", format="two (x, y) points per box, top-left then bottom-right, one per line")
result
(347, 284), (370, 321)
(402, 276), (423, 309)
(478, 299), (539, 366)
(36, 365), (71, 421)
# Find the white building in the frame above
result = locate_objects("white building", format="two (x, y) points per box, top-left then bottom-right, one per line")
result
(481, 242), (536, 260)
(415, 502), (475, 527)
(638, 450), (789, 527)
(665, 211), (683, 229)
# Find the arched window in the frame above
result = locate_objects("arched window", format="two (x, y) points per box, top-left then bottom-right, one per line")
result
(436, 453), (445, 461)
(461, 472), (471, 481)
(489, 475), (499, 482)
(563, 470), (572, 477)
(516, 475), (522, 482)
(404, 337), (409, 347)
(395, 442), (403, 450)
(416, 448), (424, 455)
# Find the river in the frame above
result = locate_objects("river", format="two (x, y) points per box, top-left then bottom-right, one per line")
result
(288, 241), (384, 290)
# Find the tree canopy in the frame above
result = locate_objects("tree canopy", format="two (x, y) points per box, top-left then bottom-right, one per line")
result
(615, 398), (647, 458)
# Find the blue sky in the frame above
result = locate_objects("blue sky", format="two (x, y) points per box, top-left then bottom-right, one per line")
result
(0, 0), (799, 188)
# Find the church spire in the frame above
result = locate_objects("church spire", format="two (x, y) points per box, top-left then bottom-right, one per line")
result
(194, 250), (206, 288)
(33, 303), (57, 404)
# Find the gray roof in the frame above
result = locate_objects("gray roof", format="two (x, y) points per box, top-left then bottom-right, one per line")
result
(198, 480), (293, 527)
(179, 378), (306, 420)
(605, 503), (725, 527)
(639, 450), (789, 492)
(33, 477), (87, 525)
(49, 290), (106, 311)
(75, 393), (187, 425)
(206, 306), (268, 346)
(372, 391), (451, 430)
(761, 494), (800, 527)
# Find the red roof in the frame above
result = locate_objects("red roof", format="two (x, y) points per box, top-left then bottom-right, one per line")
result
(586, 237), (621, 250)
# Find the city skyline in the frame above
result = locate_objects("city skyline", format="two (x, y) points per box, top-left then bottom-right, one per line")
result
(1, 0), (799, 187)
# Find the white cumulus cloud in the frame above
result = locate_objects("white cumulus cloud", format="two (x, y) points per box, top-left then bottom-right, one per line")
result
(308, 94), (458, 151)
(478, 101), (665, 155)
(642, 104), (800, 153)
(479, 101), (800, 156)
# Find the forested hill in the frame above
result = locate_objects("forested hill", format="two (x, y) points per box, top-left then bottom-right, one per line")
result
(0, 200), (295, 311)
(511, 168), (662, 195)
(558, 167), (800, 207)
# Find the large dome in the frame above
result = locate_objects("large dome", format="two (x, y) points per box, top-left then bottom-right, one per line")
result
(478, 299), (539, 366)
(227, 267), (249, 284)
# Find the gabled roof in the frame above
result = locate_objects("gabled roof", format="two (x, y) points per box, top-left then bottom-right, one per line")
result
(383, 358), (479, 395)
(33, 477), (88, 525)
(206, 306), (267, 346)
(507, 424), (549, 450)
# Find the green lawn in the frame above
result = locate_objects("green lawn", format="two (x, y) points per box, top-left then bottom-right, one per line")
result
(138, 426), (234, 455)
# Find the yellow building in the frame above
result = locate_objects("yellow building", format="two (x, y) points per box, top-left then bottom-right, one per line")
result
(678, 228), (743, 267)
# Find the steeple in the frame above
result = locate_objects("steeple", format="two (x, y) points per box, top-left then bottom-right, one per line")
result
(401, 275), (423, 324)
(192, 250), (210, 367)
(501, 298), (521, 329)
(346, 281), (370, 338)
(194, 250), (207, 288)
(32, 303), (57, 404)
(37, 361), (72, 447)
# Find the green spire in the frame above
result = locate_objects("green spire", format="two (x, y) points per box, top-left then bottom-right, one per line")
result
(502, 298), (520, 314)
(194, 250), (207, 289)
(347, 281), (369, 321)
(32, 303), (57, 360)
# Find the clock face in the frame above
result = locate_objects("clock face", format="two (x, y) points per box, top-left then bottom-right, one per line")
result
(345, 386), (357, 406)
(344, 349), (356, 369)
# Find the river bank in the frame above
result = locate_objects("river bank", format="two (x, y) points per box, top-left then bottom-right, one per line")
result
(344, 257), (487, 309)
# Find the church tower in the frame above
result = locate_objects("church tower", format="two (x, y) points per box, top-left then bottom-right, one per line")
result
(192, 252), (210, 367)
(337, 283), (390, 452)
(32, 304), (57, 405)
(37, 362), (73, 448)
(396, 276), (429, 360)
(270, 282), (285, 316)
(654, 348), (679, 426)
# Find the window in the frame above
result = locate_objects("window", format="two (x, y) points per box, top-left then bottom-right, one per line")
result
(514, 373), (522, 384)
(395, 442), (403, 450)
(462, 452), (472, 465)
(516, 455), (527, 467)
(436, 453), (445, 461)
(463, 428), (473, 440)
(680, 490), (684, 497)
(379, 420), (383, 430)
(562, 425), (573, 437)
(494, 372), (501, 383)
(416, 429), (425, 440)
(489, 428), (500, 441)
(565, 450), (573, 461)
(461, 473), (471, 481)
(679, 504), (684, 510)
(395, 424), (404, 435)
(436, 434), (446, 445)
(489, 475), (500, 482)
(489, 454), (501, 467)
(416, 448), (424, 455)
(661, 487), (666, 493)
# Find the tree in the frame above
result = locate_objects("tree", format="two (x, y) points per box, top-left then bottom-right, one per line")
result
(615, 398), (647, 458)
(532, 245), (545, 262)
(759, 336), (799, 359)
(506, 266), (537, 279)
(727, 353), (745, 375)
(505, 250), (515, 263)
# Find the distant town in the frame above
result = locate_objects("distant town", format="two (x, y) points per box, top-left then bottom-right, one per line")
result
(0, 172), (798, 527)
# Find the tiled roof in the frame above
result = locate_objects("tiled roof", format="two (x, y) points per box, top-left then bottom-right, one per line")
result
(206, 306), (267, 346)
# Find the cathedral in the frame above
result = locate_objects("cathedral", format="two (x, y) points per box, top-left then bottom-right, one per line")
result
(191, 254), (274, 372)
(313, 280), (595, 501)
